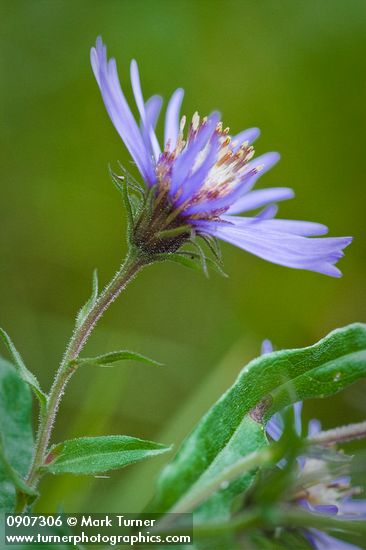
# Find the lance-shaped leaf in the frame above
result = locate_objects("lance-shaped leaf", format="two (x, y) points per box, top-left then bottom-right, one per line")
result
(71, 350), (162, 368)
(0, 437), (36, 497)
(0, 328), (47, 412)
(75, 270), (98, 328)
(0, 358), (34, 512)
(43, 435), (171, 475)
(149, 323), (366, 522)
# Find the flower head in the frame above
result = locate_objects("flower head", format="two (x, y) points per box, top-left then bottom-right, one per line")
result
(91, 37), (351, 275)
(267, 403), (366, 549)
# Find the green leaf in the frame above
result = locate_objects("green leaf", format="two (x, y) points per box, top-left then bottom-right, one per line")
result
(43, 435), (171, 475)
(149, 323), (366, 522)
(0, 357), (34, 512)
(0, 328), (47, 412)
(75, 269), (98, 328)
(0, 436), (36, 497)
(72, 350), (162, 368)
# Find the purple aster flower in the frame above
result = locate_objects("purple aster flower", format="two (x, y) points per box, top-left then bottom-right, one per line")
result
(91, 37), (352, 276)
(267, 403), (366, 549)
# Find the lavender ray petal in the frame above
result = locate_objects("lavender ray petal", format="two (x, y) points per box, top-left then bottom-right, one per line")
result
(340, 499), (366, 518)
(245, 151), (281, 172)
(170, 112), (220, 195)
(203, 218), (352, 255)
(232, 127), (260, 152)
(227, 187), (295, 214)
(304, 529), (319, 548)
(105, 58), (156, 181)
(140, 95), (163, 155)
(130, 60), (161, 161)
(144, 95), (163, 130)
(241, 151), (281, 190)
(196, 220), (352, 276)
(174, 133), (220, 206)
(306, 529), (362, 550)
(221, 215), (329, 237)
(130, 59), (147, 123)
(90, 38), (156, 185)
(164, 88), (184, 149)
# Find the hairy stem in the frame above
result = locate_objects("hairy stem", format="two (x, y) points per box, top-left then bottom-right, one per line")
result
(22, 247), (148, 502)
(308, 420), (366, 446)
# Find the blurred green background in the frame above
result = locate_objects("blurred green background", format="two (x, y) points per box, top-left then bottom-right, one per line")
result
(1, 0), (365, 513)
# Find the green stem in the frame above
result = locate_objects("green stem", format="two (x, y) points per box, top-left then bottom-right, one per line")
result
(23, 247), (148, 503)
(192, 507), (366, 537)
(308, 420), (366, 446)
(160, 507), (366, 538)
(169, 446), (274, 514)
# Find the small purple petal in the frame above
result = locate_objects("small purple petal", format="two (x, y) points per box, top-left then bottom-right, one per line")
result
(299, 498), (312, 511)
(306, 529), (362, 550)
(294, 401), (303, 436)
(232, 127), (260, 151)
(308, 419), (322, 437)
(254, 204), (279, 221)
(227, 187), (295, 215)
(266, 412), (284, 441)
(266, 402), (302, 438)
(261, 339), (273, 355)
(312, 504), (339, 515)
(164, 88), (184, 149)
